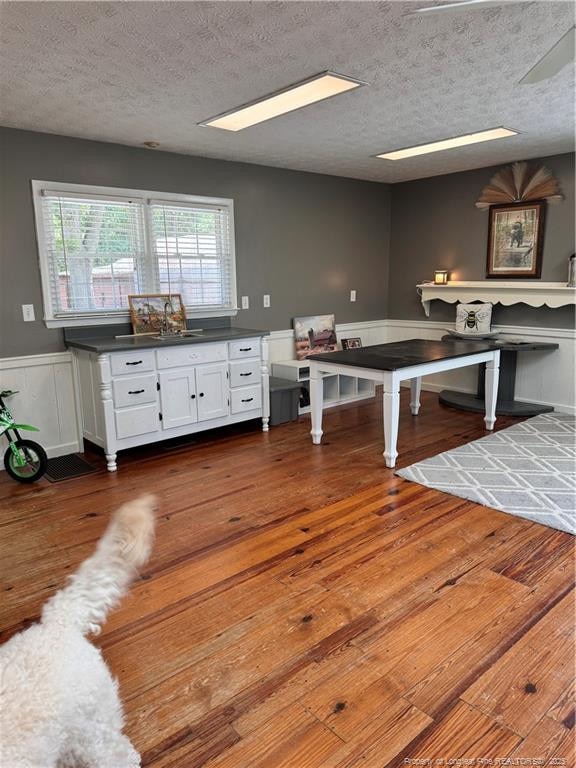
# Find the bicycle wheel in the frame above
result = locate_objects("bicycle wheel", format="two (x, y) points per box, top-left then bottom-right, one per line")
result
(4, 439), (48, 483)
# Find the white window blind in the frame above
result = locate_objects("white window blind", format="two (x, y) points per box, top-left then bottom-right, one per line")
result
(40, 191), (148, 315)
(34, 182), (237, 325)
(149, 200), (234, 310)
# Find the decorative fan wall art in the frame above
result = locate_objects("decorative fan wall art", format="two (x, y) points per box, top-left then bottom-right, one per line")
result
(476, 162), (563, 210)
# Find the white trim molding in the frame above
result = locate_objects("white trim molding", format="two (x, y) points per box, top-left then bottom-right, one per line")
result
(417, 281), (576, 317)
(0, 352), (83, 459)
(268, 319), (388, 363)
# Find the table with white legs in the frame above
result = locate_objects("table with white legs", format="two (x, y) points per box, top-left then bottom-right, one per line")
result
(308, 339), (501, 468)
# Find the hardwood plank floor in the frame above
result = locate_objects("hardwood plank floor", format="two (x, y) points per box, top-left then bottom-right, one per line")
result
(1, 390), (574, 767)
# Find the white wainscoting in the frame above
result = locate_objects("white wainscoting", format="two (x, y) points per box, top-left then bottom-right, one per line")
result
(0, 352), (82, 459)
(0, 318), (572, 467)
(268, 319), (388, 363)
(384, 320), (576, 415)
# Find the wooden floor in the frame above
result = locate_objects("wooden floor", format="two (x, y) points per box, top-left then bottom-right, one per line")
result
(1, 391), (574, 767)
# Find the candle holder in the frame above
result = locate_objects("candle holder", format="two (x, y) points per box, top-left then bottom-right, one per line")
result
(434, 270), (449, 285)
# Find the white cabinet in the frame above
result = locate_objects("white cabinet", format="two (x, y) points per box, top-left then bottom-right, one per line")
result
(230, 384), (262, 415)
(229, 359), (260, 387)
(159, 363), (228, 428)
(115, 404), (160, 440)
(158, 369), (198, 429)
(72, 335), (270, 472)
(112, 374), (157, 408)
(196, 363), (229, 422)
(110, 350), (155, 376)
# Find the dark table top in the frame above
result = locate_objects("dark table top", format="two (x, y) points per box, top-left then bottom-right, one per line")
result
(308, 338), (499, 371)
(66, 327), (269, 353)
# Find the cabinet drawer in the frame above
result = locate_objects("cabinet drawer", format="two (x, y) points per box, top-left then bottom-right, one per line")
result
(229, 360), (260, 388)
(156, 343), (227, 369)
(230, 385), (262, 415)
(110, 350), (155, 376)
(115, 404), (159, 440)
(228, 338), (260, 360)
(113, 374), (157, 409)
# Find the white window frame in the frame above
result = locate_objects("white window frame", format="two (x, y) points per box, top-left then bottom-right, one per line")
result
(31, 180), (238, 328)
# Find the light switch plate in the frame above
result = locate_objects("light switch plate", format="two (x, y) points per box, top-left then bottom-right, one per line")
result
(241, 296), (249, 309)
(263, 294), (271, 308)
(22, 304), (35, 322)
(350, 290), (357, 302)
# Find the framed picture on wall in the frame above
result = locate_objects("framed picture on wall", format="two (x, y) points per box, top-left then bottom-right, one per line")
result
(486, 201), (545, 279)
(341, 337), (362, 350)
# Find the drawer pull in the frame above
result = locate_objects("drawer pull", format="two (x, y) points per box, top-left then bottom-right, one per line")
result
(239, 347), (252, 352)
(240, 372), (253, 377)
(241, 397), (254, 403)
(199, 392), (205, 398)
(191, 394), (196, 399)
(128, 389), (145, 395)
(126, 360), (143, 366)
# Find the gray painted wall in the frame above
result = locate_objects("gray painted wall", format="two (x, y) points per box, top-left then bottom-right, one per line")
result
(1, 128), (573, 361)
(0, 127), (390, 357)
(389, 152), (575, 328)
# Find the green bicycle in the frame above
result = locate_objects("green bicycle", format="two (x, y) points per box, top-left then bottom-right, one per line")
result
(0, 390), (47, 483)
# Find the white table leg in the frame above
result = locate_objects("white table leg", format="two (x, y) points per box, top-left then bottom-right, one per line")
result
(383, 374), (400, 468)
(484, 350), (500, 430)
(410, 377), (422, 416)
(310, 363), (324, 445)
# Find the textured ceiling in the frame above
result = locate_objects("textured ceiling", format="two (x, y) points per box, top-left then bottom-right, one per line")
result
(0, 1), (574, 183)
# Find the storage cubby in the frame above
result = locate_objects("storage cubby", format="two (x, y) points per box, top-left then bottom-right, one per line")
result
(358, 378), (374, 396)
(272, 360), (375, 415)
(323, 375), (339, 403)
(339, 375), (358, 399)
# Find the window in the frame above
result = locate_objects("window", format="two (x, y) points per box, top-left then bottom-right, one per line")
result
(32, 182), (237, 327)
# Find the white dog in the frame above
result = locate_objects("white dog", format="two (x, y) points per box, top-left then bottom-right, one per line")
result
(0, 495), (156, 768)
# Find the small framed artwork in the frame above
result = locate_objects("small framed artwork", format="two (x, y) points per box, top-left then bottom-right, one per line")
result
(128, 294), (187, 335)
(486, 201), (545, 279)
(341, 337), (362, 350)
(293, 314), (337, 360)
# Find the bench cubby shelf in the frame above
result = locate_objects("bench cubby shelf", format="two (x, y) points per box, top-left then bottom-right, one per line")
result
(272, 359), (375, 414)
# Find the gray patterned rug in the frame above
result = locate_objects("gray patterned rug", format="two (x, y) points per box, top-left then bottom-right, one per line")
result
(396, 412), (576, 535)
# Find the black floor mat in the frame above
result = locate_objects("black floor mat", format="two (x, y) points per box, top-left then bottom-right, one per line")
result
(45, 453), (99, 482)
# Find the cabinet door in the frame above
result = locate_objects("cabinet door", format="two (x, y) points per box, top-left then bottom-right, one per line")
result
(196, 363), (229, 422)
(158, 370), (198, 430)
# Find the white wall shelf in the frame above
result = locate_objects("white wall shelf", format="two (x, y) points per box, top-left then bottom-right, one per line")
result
(417, 281), (576, 317)
(272, 359), (375, 414)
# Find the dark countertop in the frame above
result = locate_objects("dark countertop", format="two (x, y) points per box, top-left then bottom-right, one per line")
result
(308, 338), (500, 371)
(443, 336), (559, 352)
(66, 327), (269, 353)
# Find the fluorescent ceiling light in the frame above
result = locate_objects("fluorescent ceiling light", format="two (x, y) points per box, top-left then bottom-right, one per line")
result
(376, 127), (518, 160)
(200, 72), (365, 131)
(412, 0), (507, 14)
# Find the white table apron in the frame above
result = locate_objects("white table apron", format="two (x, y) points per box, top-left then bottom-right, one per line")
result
(309, 349), (500, 468)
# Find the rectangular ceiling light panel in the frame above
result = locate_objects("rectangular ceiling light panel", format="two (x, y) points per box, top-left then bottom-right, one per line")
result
(376, 127), (518, 161)
(201, 72), (365, 131)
